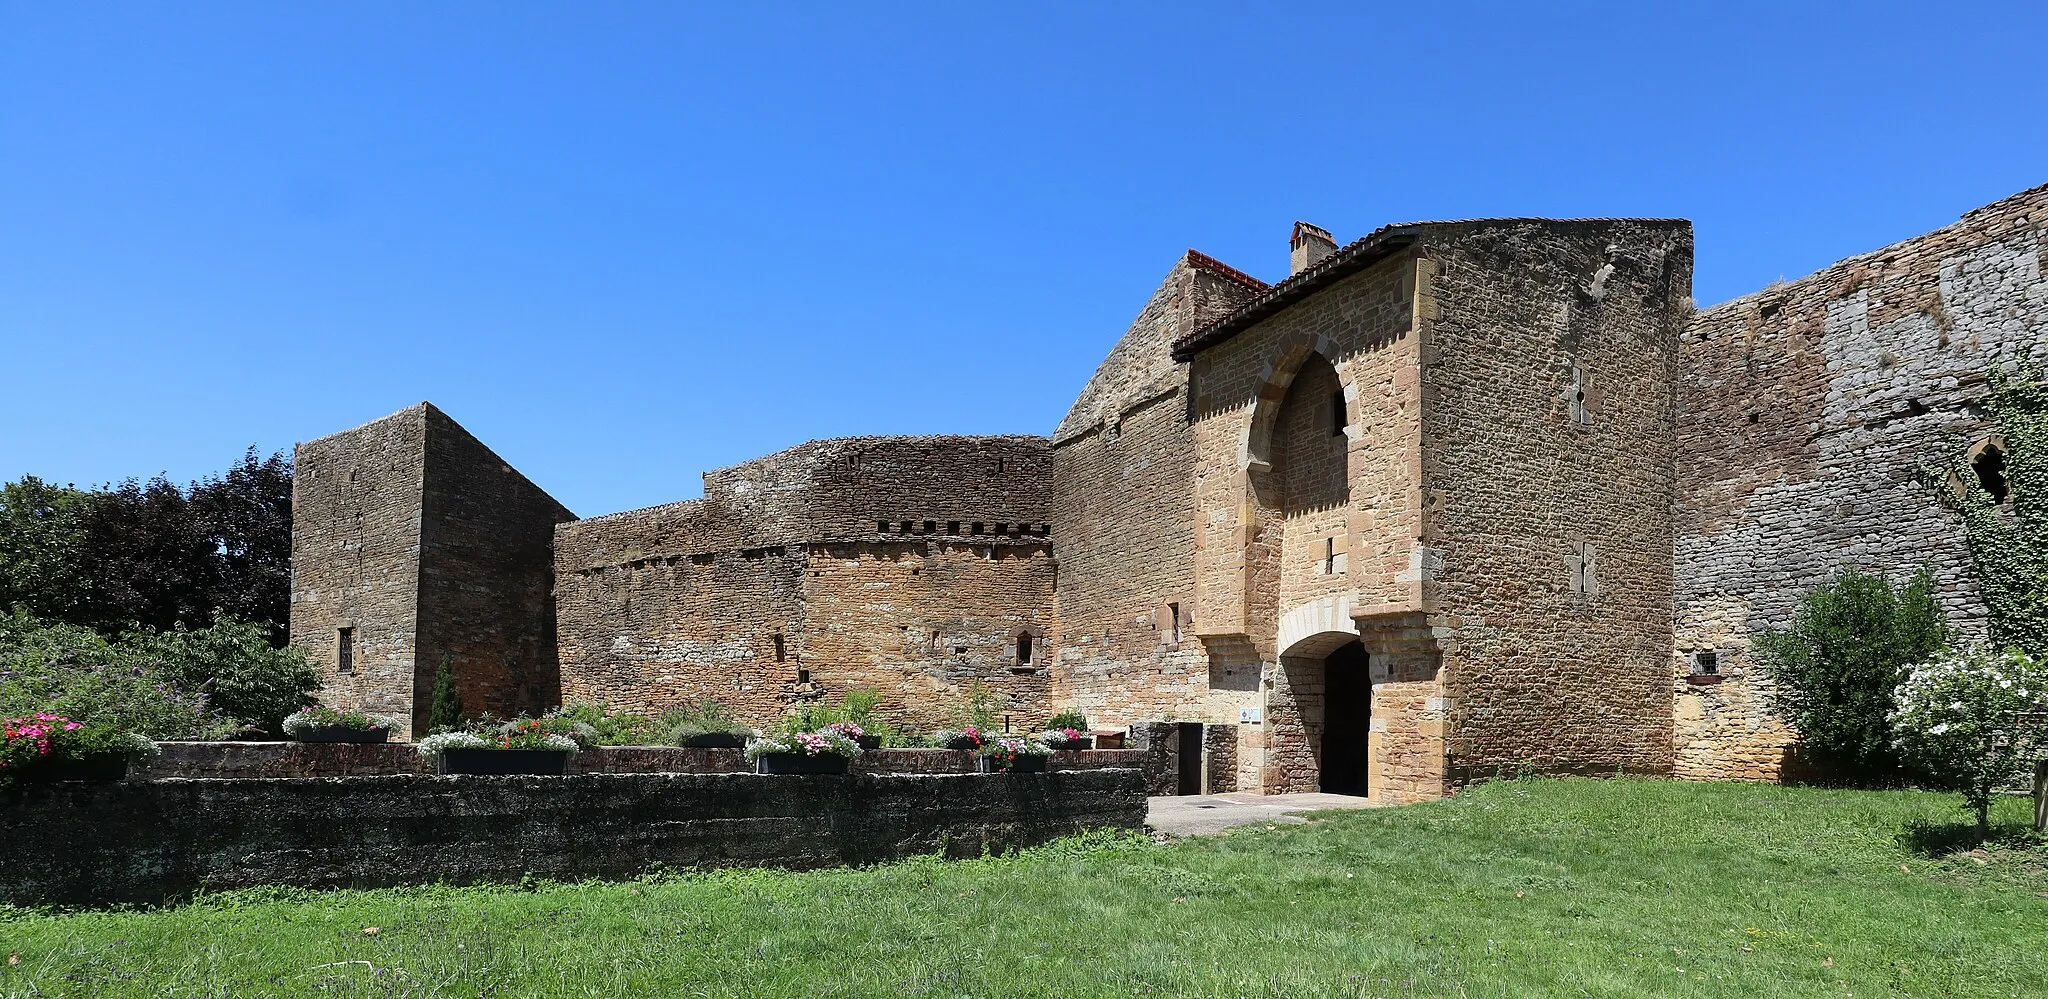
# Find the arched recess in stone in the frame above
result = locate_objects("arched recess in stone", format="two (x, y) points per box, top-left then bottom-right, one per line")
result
(1240, 336), (1357, 474)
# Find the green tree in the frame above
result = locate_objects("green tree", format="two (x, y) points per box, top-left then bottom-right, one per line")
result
(0, 448), (294, 644)
(0, 477), (92, 622)
(0, 612), (231, 740)
(430, 657), (464, 732)
(1753, 567), (1950, 786)
(131, 617), (318, 736)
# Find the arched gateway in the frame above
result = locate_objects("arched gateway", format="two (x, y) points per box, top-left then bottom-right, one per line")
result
(1272, 629), (1373, 797)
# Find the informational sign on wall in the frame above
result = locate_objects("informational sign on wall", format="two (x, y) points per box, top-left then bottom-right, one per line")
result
(1239, 706), (1263, 724)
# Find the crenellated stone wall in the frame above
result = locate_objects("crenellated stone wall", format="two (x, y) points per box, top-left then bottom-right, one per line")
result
(553, 436), (1058, 732)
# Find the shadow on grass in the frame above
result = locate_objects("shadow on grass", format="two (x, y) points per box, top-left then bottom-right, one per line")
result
(1900, 818), (2044, 858)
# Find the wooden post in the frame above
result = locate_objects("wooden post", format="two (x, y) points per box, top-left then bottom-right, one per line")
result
(2034, 760), (2048, 833)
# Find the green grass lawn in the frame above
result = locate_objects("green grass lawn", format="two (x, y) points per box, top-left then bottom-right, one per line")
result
(4, 778), (2045, 998)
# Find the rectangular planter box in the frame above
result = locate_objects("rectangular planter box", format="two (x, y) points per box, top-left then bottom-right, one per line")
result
(436, 749), (572, 776)
(755, 752), (849, 775)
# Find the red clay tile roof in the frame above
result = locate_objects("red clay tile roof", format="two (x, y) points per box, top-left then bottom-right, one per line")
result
(1182, 249), (1269, 293)
(1169, 216), (1688, 361)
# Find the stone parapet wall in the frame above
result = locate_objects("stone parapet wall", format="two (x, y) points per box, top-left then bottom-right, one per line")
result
(2, 769), (1148, 906)
(136, 742), (1147, 780)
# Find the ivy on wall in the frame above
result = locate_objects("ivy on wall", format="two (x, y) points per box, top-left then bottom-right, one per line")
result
(1949, 358), (2048, 656)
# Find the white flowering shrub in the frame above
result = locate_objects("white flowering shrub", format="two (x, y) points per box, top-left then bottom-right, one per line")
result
(744, 729), (863, 762)
(1891, 644), (2048, 834)
(414, 731), (489, 760)
(282, 706), (405, 737)
(126, 732), (161, 763)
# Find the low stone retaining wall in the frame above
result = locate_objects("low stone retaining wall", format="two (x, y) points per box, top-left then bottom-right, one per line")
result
(138, 742), (1147, 779)
(1, 769), (1147, 907)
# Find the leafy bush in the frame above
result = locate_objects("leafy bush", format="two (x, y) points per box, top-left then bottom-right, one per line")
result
(953, 681), (1001, 731)
(132, 617), (317, 735)
(1047, 709), (1089, 732)
(1752, 567), (1950, 785)
(546, 702), (669, 745)
(0, 612), (230, 739)
(745, 729), (863, 762)
(841, 686), (881, 727)
(0, 712), (158, 780)
(658, 699), (753, 746)
(282, 706), (403, 736)
(1891, 644), (2048, 835)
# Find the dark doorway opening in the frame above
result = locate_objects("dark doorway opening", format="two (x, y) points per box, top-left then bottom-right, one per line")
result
(1320, 640), (1370, 796)
(1176, 722), (1204, 795)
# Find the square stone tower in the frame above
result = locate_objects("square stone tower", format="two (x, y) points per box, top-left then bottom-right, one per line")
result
(1175, 217), (1694, 799)
(289, 403), (574, 735)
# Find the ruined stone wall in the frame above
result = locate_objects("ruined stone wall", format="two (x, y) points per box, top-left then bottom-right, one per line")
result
(554, 436), (1056, 732)
(416, 406), (576, 726)
(1048, 255), (1265, 731)
(290, 407), (428, 729)
(1421, 220), (1692, 783)
(1675, 184), (2048, 781)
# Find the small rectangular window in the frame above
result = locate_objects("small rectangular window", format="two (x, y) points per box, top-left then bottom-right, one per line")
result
(337, 627), (354, 674)
(1017, 633), (1033, 666)
(1168, 602), (1181, 644)
(773, 633), (787, 663)
(1331, 391), (1348, 436)
(1692, 650), (1719, 676)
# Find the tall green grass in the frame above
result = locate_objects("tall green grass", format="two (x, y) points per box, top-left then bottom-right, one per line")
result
(3, 778), (2043, 998)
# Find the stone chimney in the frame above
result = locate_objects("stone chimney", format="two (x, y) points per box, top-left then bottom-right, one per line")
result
(1290, 222), (1337, 276)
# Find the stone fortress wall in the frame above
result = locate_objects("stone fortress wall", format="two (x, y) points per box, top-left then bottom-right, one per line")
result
(289, 182), (2045, 801)
(1674, 183), (2048, 781)
(552, 435), (1057, 732)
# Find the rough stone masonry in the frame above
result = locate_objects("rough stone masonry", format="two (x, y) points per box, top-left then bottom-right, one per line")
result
(291, 182), (2048, 802)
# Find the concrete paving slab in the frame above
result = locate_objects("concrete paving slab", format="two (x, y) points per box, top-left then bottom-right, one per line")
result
(1146, 792), (1380, 836)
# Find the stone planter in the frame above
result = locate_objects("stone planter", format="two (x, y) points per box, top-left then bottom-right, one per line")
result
(293, 726), (390, 744)
(755, 752), (849, 775)
(678, 732), (747, 749)
(12, 753), (129, 784)
(436, 748), (571, 776)
(855, 735), (883, 751)
(943, 736), (982, 752)
(978, 755), (1048, 774)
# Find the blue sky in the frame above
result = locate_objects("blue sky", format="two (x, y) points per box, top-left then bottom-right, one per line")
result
(4, 2), (2044, 517)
